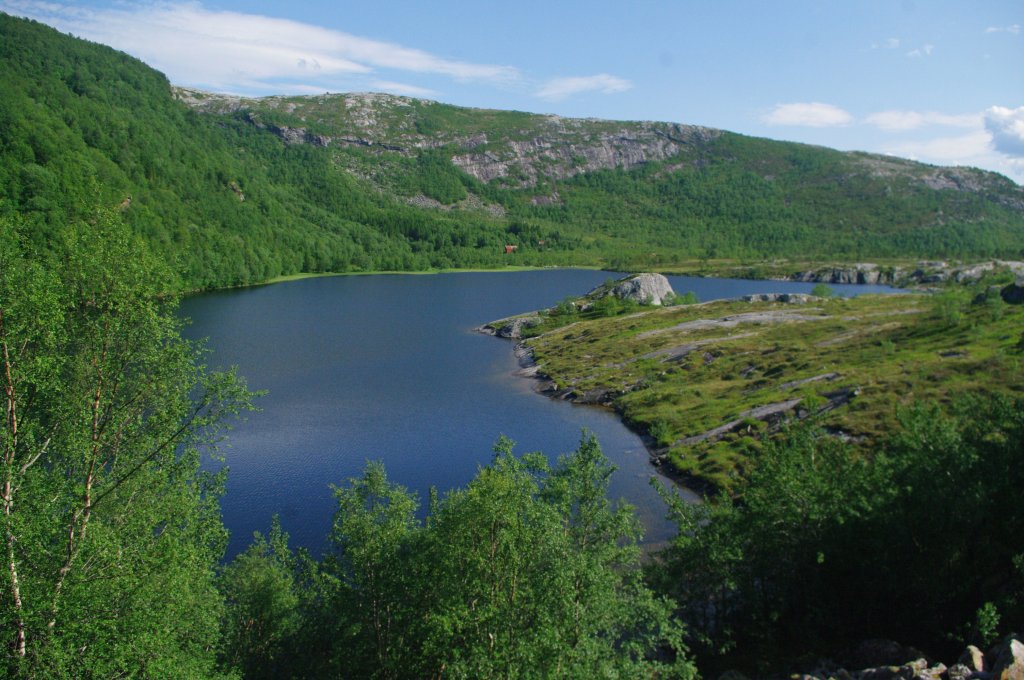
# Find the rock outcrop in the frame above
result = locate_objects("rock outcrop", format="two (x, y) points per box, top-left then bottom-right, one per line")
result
(743, 293), (817, 303)
(1001, 278), (1024, 304)
(477, 315), (543, 340)
(588, 273), (676, 306)
(451, 122), (721, 187)
(790, 260), (1024, 288)
(792, 263), (894, 285)
(724, 636), (1024, 680)
(174, 87), (724, 189)
(992, 636), (1024, 680)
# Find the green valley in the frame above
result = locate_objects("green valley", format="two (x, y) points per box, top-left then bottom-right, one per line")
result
(3, 10), (1024, 679)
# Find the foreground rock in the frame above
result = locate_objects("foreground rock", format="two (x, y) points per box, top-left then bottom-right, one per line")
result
(723, 636), (1024, 680)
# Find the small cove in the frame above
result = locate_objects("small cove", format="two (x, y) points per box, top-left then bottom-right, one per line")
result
(180, 270), (895, 559)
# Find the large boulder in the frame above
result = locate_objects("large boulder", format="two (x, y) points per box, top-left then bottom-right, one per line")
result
(1001, 278), (1024, 304)
(990, 636), (1024, 680)
(958, 645), (986, 672)
(593, 273), (675, 306)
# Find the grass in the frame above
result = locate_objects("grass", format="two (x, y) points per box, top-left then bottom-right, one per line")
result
(516, 286), (1024, 492)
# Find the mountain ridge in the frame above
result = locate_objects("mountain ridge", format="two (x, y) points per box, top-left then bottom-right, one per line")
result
(2, 12), (1023, 291)
(172, 85), (1020, 197)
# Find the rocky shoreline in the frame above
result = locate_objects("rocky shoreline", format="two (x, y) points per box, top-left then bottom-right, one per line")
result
(501, 335), (717, 495)
(783, 260), (1024, 287)
(476, 273), (718, 495)
(760, 635), (1024, 680)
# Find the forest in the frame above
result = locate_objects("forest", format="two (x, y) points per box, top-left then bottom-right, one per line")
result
(2, 209), (1022, 678)
(2, 11), (1024, 678)
(3, 14), (1024, 292)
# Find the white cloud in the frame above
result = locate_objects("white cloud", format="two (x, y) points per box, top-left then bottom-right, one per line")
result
(880, 136), (1023, 184)
(906, 44), (935, 58)
(986, 24), (1021, 34)
(865, 110), (982, 131)
(536, 74), (632, 101)
(858, 107), (1024, 183)
(984, 106), (1024, 157)
(870, 37), (901, 50)
(763, 102), (853, 127)
(885, 130), (993, 163)
(0, 0), (519, 94)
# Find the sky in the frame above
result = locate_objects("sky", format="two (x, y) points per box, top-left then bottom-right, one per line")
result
(4, 0), (1024, 182)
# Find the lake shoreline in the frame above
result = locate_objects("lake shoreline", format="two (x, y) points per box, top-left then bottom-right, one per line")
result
(182, 256), (947, 298)
(496, 334), (707, 503)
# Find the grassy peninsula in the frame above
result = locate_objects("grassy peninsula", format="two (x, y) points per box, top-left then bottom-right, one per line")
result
(495, 274), (1024, 492)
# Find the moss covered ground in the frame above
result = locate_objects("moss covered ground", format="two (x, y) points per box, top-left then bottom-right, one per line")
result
(518, 285), (1024, 492)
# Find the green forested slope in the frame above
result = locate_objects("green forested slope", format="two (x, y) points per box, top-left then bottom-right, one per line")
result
(2, 12), (1023, 291)
(0, 14), (526, 288)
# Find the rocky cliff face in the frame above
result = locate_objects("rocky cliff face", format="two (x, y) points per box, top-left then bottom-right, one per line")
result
(173, 87), (720, 188)
(173, 87), (1024, 210)
(450, 122), (720, 187)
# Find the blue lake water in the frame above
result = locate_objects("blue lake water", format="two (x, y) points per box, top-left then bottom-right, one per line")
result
(180, 270), (894, 559)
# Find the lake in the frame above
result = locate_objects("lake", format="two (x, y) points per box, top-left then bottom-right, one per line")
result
(180, 270), (895, 559)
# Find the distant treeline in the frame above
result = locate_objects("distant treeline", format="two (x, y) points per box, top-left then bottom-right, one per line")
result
(2, 13), (1023, 292)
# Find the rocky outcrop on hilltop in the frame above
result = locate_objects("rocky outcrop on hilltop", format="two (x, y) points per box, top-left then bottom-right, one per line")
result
(173, 87), (721, 188)
(174, 85), (1024, 218)
(450, 122), (720, 187)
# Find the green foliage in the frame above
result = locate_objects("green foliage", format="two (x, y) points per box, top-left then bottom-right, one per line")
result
(552, 296), (578, 317)
(0, 210), (255, 677)
(811, 283), (835, 297)
(219, 517), (300, 679)
(226, 435), (696, 679)
(399, 148), (470, 204)
(667, 291), (699, 306)
(932, 288), (970, 326)
(970, 602), (1001, 649)
(653, 395), (1024, 669)
(586, 294), (639, 318)
(649, 419), (674, 446)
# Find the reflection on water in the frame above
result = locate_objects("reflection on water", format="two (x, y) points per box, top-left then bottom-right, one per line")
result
(180, 270), (894, 558)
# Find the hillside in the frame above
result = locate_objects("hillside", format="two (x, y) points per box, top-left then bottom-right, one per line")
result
(2, 13), (1024, 290)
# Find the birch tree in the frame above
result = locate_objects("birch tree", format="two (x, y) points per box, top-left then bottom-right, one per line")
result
(1, 211), (253, 677)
